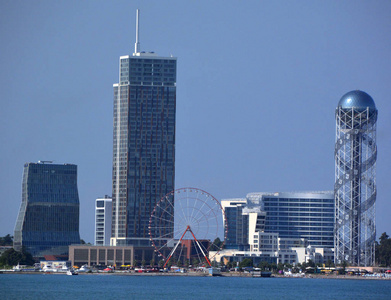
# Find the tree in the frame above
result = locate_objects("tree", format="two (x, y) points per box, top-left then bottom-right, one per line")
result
(0, 234), (13, 246)
(0, 248), (20, 266)
(191, 258), (199, 267)
(0, 248), (34, 267)
(379, 232), (389, 244)
(20, 247), (34, 266)
(326, 259), (334, 268)
(307, 259), (315, 268)
(226, 261), (234, 269)
(270, 262), (278, 272)
(166, 259), (173, 268)
(258, 261), (270, 271)
(376, 232), (391, 267)
(337, 260), (348, 275)
(210, 237), (223, 251)
(277, 262), (284, 271)
(176, 259), (182, 267)
(239, 258), (253, 268)
(133, 260), (140, 267)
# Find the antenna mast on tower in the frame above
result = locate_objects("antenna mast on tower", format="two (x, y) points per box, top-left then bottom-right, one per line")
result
(134, 9), (140, 54)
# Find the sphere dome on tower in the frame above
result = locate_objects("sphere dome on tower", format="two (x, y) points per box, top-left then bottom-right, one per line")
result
(338, 90), (376, 110)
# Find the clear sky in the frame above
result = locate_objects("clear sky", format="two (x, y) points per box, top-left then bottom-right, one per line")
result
(1, 0), (390, 243)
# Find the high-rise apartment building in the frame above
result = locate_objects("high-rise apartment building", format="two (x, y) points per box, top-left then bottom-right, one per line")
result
(14, 162), (80, 257)
(95, 196), (112, 246)
(111, 10), (176, 246)
(334, 90), (377, 266)
(221, 199), (249, 249)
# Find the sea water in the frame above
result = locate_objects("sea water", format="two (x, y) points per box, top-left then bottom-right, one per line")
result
(1, 274), (391, 299)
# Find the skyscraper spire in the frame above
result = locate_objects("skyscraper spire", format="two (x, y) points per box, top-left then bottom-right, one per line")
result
(134, 9), (140, 54)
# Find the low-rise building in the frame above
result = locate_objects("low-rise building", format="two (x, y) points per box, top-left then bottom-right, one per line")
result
(292, 246), (335, 264)
(68, 245), (170, 267)
(211, 235), (308, 265)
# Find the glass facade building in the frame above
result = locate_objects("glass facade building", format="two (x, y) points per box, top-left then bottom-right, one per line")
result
(111, 11), (176, 246)
(259, 192), (335, 248)
(13, 162), (80, 257)
(222, 191), (335, 249)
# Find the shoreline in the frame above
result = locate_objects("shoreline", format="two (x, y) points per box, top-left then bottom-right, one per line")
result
(1, 270), (391, 280)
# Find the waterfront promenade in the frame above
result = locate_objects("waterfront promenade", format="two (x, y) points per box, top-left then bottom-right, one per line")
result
(2, 269), (391, 280)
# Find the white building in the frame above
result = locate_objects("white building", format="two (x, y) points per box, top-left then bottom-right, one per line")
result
(292, 246), (335, 264)
(95, 196), (112, 246)
(211, 234), (307, 265)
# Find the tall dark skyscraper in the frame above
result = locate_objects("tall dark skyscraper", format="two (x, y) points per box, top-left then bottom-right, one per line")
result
(13, 162), (80, 257)
(334, 90), (377, 267)
(111, 10), (176, 246)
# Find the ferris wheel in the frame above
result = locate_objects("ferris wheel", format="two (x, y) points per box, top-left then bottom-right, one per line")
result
(148, 187), (227, 268)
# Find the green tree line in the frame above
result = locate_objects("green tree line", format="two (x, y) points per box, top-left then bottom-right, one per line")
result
(0, 234), (13, 246)
(0, 234), (35, 267)
(376, 232), (391, 267)
(0, 248), (35, 267)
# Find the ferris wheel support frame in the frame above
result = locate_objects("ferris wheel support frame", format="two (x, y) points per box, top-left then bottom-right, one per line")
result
(163, 225), (212, 268)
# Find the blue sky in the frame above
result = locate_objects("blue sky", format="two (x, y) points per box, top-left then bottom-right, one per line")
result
(1, 0), (390, 243)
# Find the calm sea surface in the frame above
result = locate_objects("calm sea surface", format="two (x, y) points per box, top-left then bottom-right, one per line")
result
(1, 274), (391, 299)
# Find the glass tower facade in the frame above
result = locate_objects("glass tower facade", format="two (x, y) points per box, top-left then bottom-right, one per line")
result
(13, 162), (80, 257)
(111, 20), (176, 246)
(259, 192), (335, 248)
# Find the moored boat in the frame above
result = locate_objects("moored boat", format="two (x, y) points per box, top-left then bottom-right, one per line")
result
(67, 270), (78, 276)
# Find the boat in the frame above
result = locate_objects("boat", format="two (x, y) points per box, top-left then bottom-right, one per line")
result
(102, 267), (113, 273)
(67, 270), (78, 276)
(42, 265), (56, 273)
(77, 265), (90, 273)
(12, 264), (23, 272)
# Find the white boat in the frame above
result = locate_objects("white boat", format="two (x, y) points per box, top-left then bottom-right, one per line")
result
(60, 265), (69, 272)
(13, 264), (22, 272)
(42, 265), (56, 272)
(67, 270), (78, 276)
(77, 265), (90, 273)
